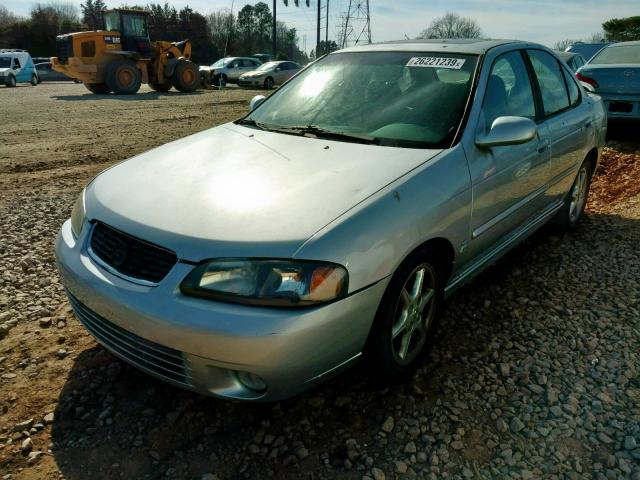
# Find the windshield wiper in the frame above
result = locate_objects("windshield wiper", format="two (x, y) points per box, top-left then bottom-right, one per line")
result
(277, 124), (379, 144)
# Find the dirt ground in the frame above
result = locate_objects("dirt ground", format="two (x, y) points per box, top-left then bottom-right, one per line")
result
(0, 82), (639, 480)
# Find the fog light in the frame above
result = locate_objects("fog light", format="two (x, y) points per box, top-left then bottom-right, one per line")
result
(236, 371), (267, 392)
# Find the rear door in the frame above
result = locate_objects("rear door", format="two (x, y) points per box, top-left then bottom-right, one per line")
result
(467, 50), (551, 257)
(526, 49), (591, 202)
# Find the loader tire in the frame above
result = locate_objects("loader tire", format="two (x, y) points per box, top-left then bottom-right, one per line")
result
(85, 83), (111, 94)
(105, 59), (141, 95)
(171, 60), (199, 93)
(149, 81), (172, 92)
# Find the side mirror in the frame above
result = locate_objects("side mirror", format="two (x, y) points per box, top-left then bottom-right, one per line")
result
(476, 116), (537, 148)
(249, 95), (266, 111)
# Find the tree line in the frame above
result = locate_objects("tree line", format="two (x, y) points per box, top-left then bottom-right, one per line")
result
(0, 1), (309, 65)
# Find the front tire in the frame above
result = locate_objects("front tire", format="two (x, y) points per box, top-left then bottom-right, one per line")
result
(31, 74), (38, 86)
(6, 75), (16, 87)
(171, 60), (199, 93)
(264, 76), (274, 89)
(105, 59), (141, 95)
(550, 160), (592, 231)
(366, 250), (444, 382)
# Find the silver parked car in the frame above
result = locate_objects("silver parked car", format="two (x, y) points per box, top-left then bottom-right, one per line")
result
(238, 61), (301, 89)
(576, 41), (640, 121)
(56, 39), (606, 401)
(199, 56), (262, 86)
(554, 51), (587, 72)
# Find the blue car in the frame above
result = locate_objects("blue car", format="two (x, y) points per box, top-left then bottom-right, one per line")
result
(0, 50), (39, 87)
(576, 41), (640, 121)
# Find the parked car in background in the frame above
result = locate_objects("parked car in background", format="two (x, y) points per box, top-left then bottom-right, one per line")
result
(200, 57), (262, 86)
(238, 61), (301, 88)
(0, 50), (38, 87)
(251, 53), (273, 64)
(555, 51), (587, 72)
(35, 62), (73, 82)
(56, 39), (606, 401)
(565, 42), (610, 61)
(32, 57), (51, 65)
(576, 41), (640, 121)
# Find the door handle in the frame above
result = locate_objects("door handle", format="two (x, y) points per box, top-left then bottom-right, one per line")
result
(537, 142), (549, 154)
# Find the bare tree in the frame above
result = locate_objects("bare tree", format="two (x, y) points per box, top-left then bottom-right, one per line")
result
(206, 9), (236, 56)
(417, 12), (482, 39)
(0, 5), (21, 28)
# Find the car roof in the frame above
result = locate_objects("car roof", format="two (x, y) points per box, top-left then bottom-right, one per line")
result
(338, 39), (525, 55)
(605, 40), (640, 47)
(555, 51), (582, 60)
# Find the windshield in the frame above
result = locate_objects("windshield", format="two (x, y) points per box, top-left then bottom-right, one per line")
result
(104, 12), (121, 31)
(0, 57), (11, 68)
(257, 62), (278, 72)
(211, 58), (230, 68)
(591, 45), (640, 65)
(245, 51), (478, 148)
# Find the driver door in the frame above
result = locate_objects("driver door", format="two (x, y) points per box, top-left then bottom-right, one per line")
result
(467, 50), (551, 258)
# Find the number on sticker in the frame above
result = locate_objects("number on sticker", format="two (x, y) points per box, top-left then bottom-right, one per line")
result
(406, 57), (466, 70)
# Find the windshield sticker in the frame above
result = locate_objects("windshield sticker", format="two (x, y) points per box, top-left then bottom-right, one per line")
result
(406, 57), (466, 69)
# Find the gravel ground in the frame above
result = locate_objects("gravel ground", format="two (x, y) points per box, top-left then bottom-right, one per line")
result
(0, 83), (639, 480)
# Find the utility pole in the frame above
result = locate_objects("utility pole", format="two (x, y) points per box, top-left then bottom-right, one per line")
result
(316, 0), (321, 58)
(325, 0), (329, 50)
(272, 0), (277, 57)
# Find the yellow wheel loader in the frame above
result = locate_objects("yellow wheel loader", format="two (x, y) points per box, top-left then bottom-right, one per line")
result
(51, 9), (199, 94)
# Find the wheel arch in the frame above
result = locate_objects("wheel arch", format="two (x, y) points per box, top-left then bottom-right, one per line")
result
(585, 147), (599, 176)
(395, 236), (456, 286)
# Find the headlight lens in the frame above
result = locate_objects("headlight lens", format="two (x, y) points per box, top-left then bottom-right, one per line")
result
(70, 190), (86, 239)
(180, 259), (348, 307)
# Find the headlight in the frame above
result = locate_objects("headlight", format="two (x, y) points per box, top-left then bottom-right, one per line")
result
(180, 259), (348, 307)
(70, 190), (86, 239)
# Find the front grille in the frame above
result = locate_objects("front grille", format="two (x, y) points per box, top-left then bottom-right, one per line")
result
(55, 35), (74, 63)
(67, 292), (191, 386)
(89, 222), (177, 284)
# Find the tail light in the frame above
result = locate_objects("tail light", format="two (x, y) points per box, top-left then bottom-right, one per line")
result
(576, 72), (599, 89)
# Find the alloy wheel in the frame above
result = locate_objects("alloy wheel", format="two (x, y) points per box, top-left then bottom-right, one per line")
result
(569, 165), (588, 222)
(390, 263), (437, 365)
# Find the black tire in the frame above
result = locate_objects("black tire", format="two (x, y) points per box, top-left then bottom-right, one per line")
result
(85, 83), (111, 94)
(213, 74), (227, 87)
(149, 82), (172, 92)
(31, 74), (38, 86)
(264, 76), (274, 89)
(105, 59), (141, 95)
(6, 75), (16, 87)
(366, 249), (445, 383)
(550, 159), (592, 232)
(171, 60), (199, 93)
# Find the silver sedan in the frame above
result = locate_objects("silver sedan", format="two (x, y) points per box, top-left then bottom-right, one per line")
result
(55, 39), (606, 401)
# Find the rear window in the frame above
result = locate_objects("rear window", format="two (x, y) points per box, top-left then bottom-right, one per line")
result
(591, 45), (640, 65)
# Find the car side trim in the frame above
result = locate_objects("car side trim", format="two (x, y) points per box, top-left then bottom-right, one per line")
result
(445, 198), (564, 297)
(472, 184), (547, 239)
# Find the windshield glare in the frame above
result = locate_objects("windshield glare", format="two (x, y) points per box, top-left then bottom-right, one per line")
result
(0, 57), (11, 68)
(591, 45), (640, 65)
(246, 51), (477, 148)
(257, 62), (278, 72)
(211, 58), (229, 68)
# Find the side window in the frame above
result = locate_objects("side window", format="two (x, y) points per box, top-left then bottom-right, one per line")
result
(527, 50), (570, 116)
(562, 67), (580, 106)
(14, 58), (21, 68)
(482, 51), (536, 131)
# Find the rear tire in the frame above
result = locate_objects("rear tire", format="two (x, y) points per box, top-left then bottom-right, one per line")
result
(105, 59), (141, 95)
(6, 75), (16, 87)
(149, 82), (172, 92)
(171, 60), (199, 93)
(31, 74), (38, 86)
(550, 160), (592, 232)
(85, 83), (111, 94)
(366, 249), (444, 383)
(264, 76), (274, 89)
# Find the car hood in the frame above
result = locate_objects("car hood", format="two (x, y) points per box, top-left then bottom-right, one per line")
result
(241, 69), (268, 77)
(86, 123), (441, 261)
(0, 67), (10, 75)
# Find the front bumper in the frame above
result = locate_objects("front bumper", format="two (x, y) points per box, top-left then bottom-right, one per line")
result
(55, 220), (387, 401)
(599, 93), (640, 120)
(238, 77), (264, 87)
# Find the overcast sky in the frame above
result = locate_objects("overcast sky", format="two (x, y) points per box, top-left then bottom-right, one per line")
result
(4, 0), (637, 52)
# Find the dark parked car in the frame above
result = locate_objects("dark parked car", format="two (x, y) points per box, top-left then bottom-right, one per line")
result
(565, 42), (610, 61)
(35, 62), (73, 82)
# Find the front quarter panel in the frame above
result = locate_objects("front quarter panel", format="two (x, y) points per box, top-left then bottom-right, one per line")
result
(294, 146), (472, 292)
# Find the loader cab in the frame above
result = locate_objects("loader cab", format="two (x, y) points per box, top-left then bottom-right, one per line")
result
(103, 9), (152, 58)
